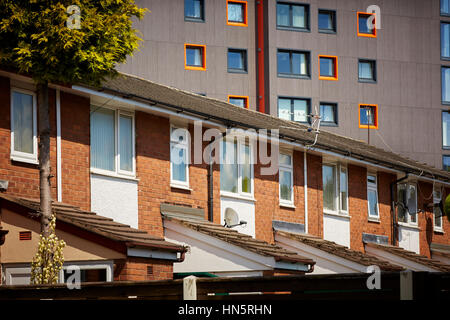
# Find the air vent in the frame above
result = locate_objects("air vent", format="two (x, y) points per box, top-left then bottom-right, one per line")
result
(19, 231), (32, 241)
(147, 266), (153, 275)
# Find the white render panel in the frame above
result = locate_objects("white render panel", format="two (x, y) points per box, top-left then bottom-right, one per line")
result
(90, 173), (138, 229)
(323, 213), (350, 248)
(220, 197), (255, 238)
(398, 226), (420, 254)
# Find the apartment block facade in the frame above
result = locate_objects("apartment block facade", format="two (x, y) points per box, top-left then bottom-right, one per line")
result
(118, 0), (450, 172)
(0, 69), (449, 284)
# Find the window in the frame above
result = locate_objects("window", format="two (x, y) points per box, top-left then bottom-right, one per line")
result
(277, 2), (309, 31)
(277, 49), (310, 78)
(319, 55), (338, 80)
(357, 12), (376, 37)
(359, 104), (378, 129)
(397, 183), (417, 225)
(442, 22), (450, 59)
(185, 0), (204, 21)
(318, 9), (336, 33)
(320, 102), (338, 126)
(10, 88), (37, 164)
(227, 0), (248, 27)
(228, 49), (247, 73)
(323, 164), (348, 214)
(358, 59), (377, 82)
(278, 97), (310, 123)
(442, 0), (450, 16)
(367, 174), (379, 219)
(228, 95), (249, 108)
(444, 155), (450, 171)
(90, 106), (135, 176)
(170, 126), (190, 188)
(433, 186), (443, 231)
(60, 261), (113, 284)
(185, 44), (206, 70)
(279, 152), (294, 205)
(443, 67), (450, 104)
(220, 137), (253, 196)
(443, 111), (450, 148)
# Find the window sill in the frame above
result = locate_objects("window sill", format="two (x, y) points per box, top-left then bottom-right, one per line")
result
(228, 69), (248, 74)
(397, 222), (420, 231)
(220, 192), (256, 202)
(10, 155), (38, 165)
(276, 26), (310, 33)
(358, 79), (377, 84)
(368, 217), (381, 223)
(170, 183), (192, 192)
(277, 74), (311, 80)
(280, 202), (296, 209)
(184, 17), (205, 23)
(90, 169), (139, 182)
(433, 228), (445, 234)
(318, 29), (337, 35)
(323, 211), (351, 219)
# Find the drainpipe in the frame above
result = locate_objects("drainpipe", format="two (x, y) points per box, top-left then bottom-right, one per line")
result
(256, 0), (265, 113)
(56, 89), (62, 202)
(390, 174), (408, 246)
(208, 157), (213, 222)
(304, 151), (308, 234)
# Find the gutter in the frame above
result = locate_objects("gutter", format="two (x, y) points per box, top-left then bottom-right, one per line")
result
(390, 174), (409, 246)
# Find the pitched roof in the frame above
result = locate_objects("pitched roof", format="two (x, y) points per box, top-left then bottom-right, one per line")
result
(365, 242), (450, 272)
(0, 193), (185, 253)
(79, 72), (450, 183)
(275, 230), (404, 272)
(162, 212), (315, 266)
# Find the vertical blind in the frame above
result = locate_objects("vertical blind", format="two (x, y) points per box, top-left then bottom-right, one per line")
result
(12, 91), (34, 154)
(91, 107), (115, 171)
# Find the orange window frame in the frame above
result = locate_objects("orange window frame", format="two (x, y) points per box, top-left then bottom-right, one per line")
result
(318, 55), (338, 81)
(358, 104), (378, 129)
(226, 0), (248, 27)
(228, 95), (249, 108)
(184, 44), (206, 71)
(357, 12), (377, 38)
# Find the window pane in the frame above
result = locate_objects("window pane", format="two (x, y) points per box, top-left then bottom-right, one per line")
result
(12, 91), (34, 154)
(220, 140), (238, 193)
(292, 5), (305, 28)
(443, 112), (450, 147)
(171, 145), (187, 182)
(277, 51), (291, 74)
(91, 107), (115, 171)
(442, 23), (450, 58)
(292, 52), (307, 75)
(228, 3), (244, 22)
(442, 0), (450, 15)
(241, 143), (251, 193)
(360, 106), (375, 126)
(359, 61), (374, 80)
(368, 189), (378, 217)
(340, 167), (348, 211)
(323, 165), (336, 211)
(434, 206), (443, 227)
(279, 154), (292, 166)
(359, 14), (373, 34)
(278, 98), (292, 120)
(320, 104), (335, 123)
(443, 67), (450, 102)
(119, 115), (133, 172)
(185, 0), (202, 19)
(408, 185), (417, 222)
(397, 184), (407, 223)
(293, 99), (308, 122)
(276, 3), (290, 26)
(228, 50), (245, 70)
(229, 97), (246, 107)
(444, 156), (450, 171)
(320, 57), (334, 77)
(280, 170), (292, 201)
(319, 11), (333, 30)
(186, 47), (202, 66)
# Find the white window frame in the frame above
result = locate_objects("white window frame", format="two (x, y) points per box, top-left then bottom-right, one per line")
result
(170, 124), (190, 189)
(90, 106), (136, 179)
(397, 182), (418, 226)
(279, 151), (294, 206)
(10, 87), (38, 164)
(433, 185), (444, 232)
(220, 136), (254, 199)
(367, 173), (379, 220)
(323, 163), (348, 216)
(59, 260), (113, 284)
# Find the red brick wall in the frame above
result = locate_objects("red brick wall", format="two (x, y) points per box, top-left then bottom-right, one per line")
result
(306, 153), (323, 238)
(114, 257), (173, 281)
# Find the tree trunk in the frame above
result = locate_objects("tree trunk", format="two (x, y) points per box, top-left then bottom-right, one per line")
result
(37, 82), (52, 237)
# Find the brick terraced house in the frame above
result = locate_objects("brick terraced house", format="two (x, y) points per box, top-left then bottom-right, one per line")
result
(0, 69), (449, 284)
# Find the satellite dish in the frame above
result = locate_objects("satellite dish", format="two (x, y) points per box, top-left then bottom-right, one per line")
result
(224, 208), (239, 227)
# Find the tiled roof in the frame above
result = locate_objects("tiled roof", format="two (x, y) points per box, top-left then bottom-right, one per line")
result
(162, 213), (315, 266)
(365, 242), (450, 272)
(0, 194), (185, 253)
(81, 72), (450, 183)
(276, 231), (404, 272)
